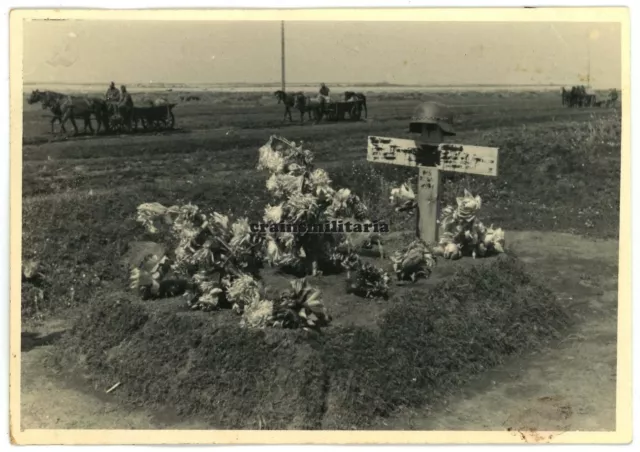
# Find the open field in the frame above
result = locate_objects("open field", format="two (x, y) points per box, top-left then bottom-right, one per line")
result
(20, 89), (621, 431)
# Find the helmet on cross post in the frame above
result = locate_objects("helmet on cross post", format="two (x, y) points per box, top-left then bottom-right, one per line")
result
(409, 101), (456, 136)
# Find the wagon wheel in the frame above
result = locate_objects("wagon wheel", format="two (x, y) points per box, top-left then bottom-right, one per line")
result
(349, 103), (362, 121)
(326, 106), (338, 121)
(168, 110), (175, 129)
(107, 107), (122, 133)
(109, 114), (125, 133)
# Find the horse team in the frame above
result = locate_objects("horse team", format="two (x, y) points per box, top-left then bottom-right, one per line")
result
(28, 86), (367, 137)
(561, 86), (618, 108)
(28, 85), (618, 137)
(27, 89), (177, 136)
(273, 90), (368, 124)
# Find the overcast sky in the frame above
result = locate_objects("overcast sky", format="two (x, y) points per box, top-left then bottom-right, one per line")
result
(23, 20), (621, 88)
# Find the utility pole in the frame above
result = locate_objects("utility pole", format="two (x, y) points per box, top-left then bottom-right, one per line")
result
(281, 21), (286, 92)
(587, 31), (592, 88)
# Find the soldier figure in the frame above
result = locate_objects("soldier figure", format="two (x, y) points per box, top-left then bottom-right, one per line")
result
(318, 83), (331, 103)
(105, 81), (121, 116)
(119, 85), (134, 131)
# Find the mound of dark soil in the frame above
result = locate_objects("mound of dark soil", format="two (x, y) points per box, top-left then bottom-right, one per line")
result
(53, 255), (571, 429)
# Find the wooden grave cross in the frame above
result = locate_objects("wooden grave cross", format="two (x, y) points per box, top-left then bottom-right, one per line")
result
(367, 130), (499, 244)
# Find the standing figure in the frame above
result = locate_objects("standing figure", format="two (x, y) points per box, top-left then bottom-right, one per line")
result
(105, 81), (121, 115)
(119, 85), (134, 131)
(318, 83), (331, 103)
(315, 83), (331, 117)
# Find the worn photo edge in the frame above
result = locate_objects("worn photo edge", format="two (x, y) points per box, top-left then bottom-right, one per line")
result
(8, 6), (633, 446)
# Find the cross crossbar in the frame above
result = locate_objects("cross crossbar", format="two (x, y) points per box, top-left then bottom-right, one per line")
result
(367, 136), (499, 177)
(367, 135), (500, 244)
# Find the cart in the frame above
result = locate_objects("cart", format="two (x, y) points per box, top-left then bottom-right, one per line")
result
(322, 100), (364, 121)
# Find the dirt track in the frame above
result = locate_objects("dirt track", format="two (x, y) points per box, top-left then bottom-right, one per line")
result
(20, 230), (618, 431)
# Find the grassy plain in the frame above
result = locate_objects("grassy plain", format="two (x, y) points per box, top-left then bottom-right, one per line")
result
(20, 89), (621, 431)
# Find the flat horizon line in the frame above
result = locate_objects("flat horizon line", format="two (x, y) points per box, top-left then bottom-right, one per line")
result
(24, 81), (575, 88)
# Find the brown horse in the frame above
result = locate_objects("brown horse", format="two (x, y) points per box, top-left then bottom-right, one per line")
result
(273, 90), (313, 122)
(27, 90), (109, 135)
(344, 91), (368, 119)
(27, 90), (66, 133)
(292, 93), (324, 124)
(58, 94), (110, 135)
(561, 87), (571, 106)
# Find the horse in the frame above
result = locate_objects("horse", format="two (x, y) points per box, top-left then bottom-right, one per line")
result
(292, 93), (324, 124)
(561, 87), (571, 107)
(567, 86), (577, 107)
(584, 93), (597, 108)
(27, 90), (109, 135)
(344, 91), (368, 119)
(29, 89), (110, 134)
(568, 85), (587, 108)
(273, 90), (312, 122)
(576, 85), (589, 107)
(27, 90), (66, 133)
(59, 95), (111, 135)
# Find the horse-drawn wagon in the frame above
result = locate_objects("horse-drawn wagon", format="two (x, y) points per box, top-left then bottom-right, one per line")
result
(276, 90), (368, 124)
(27, 89), (178, 136)
(107, 102), (177, 132)
(322, 99), (365, 121)
(131, 103), (177, 131)
(561, 86), (619, 109)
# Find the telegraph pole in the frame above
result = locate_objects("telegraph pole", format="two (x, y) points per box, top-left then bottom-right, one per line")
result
(587, 44), (591, 88)
(281, 21), (286, 92)
(587, 31), (592, 88)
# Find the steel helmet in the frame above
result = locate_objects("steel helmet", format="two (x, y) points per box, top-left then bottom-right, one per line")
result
(409, 101), (456, 136)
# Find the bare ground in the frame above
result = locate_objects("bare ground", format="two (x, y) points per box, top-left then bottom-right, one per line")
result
(20, 230), (618, 431)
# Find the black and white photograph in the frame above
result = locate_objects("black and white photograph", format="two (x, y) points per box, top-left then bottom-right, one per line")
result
(9, 7), (631, 445)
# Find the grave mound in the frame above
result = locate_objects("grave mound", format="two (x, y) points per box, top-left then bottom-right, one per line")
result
(52, 254), (571, 429)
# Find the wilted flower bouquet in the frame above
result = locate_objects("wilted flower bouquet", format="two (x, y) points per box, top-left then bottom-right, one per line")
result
(130, 135), (397, 332)
(390, 239), (437, 282)
(134, 202), (266, 311)
(434, 189), (506, 259)
(388, 181), (506, 261)
(134, 202), (332, 329)
(257, 136), (389, 294)
(346, 262), (391, 299)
